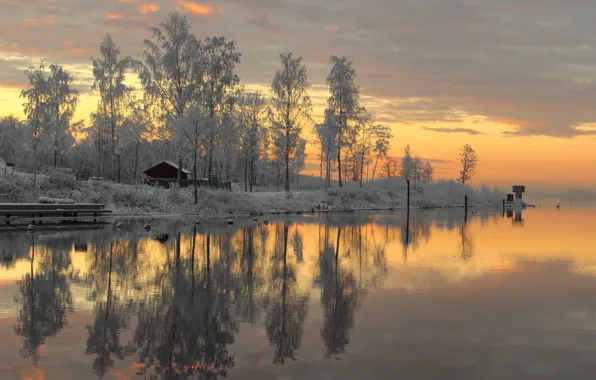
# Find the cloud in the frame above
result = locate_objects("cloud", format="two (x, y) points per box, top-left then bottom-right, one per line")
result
(2, 0), (596, 138)
(24, 15), (55, 26)
(421, 126), (484, 136)
(138, 4), (159, 14)
(105, 12), (125, 19)
(178, 0), (222, 15)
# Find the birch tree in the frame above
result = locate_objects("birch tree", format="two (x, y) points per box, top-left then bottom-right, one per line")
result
(21, 63), (49, 187)
(46, 64), (79, 168)
(270, 53), (312, 192)
(138, 12), (199, 186)
(458, 144), (478, 184)
(400, 144), (415, 182)
(371, 127), (391, 182)
(239, 90), (268, 192)
(291, 138), (307, 190)
(327, 56), (359, 188)
(353, 108), (392, 187)
(198, 37), (241, 181)
(314, 109), (337, 188)
(92, 35), (135, 182)
(422, 160), (434, 183)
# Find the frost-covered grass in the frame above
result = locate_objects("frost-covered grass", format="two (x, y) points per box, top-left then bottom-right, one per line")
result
(0, 167), (513, 215)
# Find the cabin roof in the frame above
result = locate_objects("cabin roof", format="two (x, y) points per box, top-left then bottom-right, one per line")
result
(143, 161), (192, 175)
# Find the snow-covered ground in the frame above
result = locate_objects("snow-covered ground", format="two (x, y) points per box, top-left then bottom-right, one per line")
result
(0, 165), (515, 216)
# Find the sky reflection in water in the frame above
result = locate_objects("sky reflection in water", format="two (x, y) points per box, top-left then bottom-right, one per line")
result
(1, 208), (596, 380)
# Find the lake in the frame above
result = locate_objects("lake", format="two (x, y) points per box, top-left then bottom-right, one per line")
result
(1, 208), (596, 380)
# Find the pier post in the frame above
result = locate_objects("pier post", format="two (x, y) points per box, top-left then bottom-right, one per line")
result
(407, 180), (410, 210)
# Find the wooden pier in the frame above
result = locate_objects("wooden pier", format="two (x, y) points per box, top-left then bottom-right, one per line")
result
(0, 203), (112, 226)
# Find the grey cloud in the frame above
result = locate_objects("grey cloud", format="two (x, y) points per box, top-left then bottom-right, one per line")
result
(2, 0), (596, 137)
(421, 126), (484, 136)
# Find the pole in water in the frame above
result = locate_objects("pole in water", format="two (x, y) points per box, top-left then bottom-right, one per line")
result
(406, 180), (410, 210)
(464, 195), (468, 223)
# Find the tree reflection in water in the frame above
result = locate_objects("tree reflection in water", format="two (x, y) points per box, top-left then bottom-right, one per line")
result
(133, 229), (237, 379)
(265, 222), (309, 364)
(84, 238), (138, 377)
(14, 233), (73, 363)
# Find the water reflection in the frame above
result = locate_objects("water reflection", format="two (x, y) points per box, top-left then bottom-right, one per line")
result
(14, 233), (73, 363)
(10, 208), (596, 379)
(265, 222), (309, 364)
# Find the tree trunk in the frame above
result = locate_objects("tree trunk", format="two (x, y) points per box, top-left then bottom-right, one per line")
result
(285, 124), (290, 192)
(244, 151), (248, 192)
(178, 156), (183, 188)
(117, 154), (121, 183)
(372, 155), (379, 181)
(250, 155), (255, 192)
(193, 139), (198, 205)
(32, 136), (37, 188)
(319, 146), (323, 187)
(337, 139), (343, 188)
(359, 151), (365, 189)
(134, 141), (139, 184)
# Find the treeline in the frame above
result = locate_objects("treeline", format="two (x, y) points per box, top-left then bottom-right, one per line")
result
(1, 12), (482, 196)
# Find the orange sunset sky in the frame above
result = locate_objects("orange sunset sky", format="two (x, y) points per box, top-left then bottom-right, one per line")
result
(1, 0), (596, 189)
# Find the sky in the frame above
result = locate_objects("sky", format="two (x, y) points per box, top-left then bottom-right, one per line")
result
(1, 0), (596, 190)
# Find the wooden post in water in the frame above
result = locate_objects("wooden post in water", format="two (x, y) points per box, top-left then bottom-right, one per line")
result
(406, 180), (410, 210)
(464, 195), (468, 223)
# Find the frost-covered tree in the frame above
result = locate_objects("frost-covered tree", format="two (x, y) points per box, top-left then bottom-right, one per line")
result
(314, 109), (337, 188)
(353, 108), (392, 187)
(120, 102), (150, 184)
(399, 144), (415, 181)
(412, 156), (423, 185)
(422, 160), (434, 184)
(0, 116), (25, 165)
(458, 144), (478, 184)
(270, 53), (312, 192)
(198, 37), (241, 180)
(291, 138), (307, 190)
(45, 64), (79, 167)
(327, 56), (359, 188)
(383, 157), (400, 178)
(139, 12), (199, 185)
(371, 126), (391, 181)
(92, 35), (135, 182)
(21, 63), (49, 187)
(239, 90), (268, 192)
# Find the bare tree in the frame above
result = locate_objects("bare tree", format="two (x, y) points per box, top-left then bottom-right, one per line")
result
(270, 53), (312, 192)
(44, 65), (79, 167)
(239, 90), (268, 192)
(198, 36), (241, 181)
(399, 144), (415, 181)
(353, 108), (392, 188)
(21, 63), (49, 187)
(422, 160), (434, 184)
(314, 109), (337, 188)
(138, 12), (199, 186)
(458, 144), (478, 184)
(327, 56), (359, 188)
(92, 35), (135, 182)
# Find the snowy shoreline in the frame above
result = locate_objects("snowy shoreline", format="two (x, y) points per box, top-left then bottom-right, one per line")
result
(1, 169), (517, 218)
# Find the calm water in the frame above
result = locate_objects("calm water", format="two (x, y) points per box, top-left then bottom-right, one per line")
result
(1, 208), (596, 380)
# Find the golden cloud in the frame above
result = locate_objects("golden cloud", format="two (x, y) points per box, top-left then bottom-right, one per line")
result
(178, 0), (222, 15)
(139, 3), (159, 14)
(24, 15), (55, 26)
(105, 12), (125, 19)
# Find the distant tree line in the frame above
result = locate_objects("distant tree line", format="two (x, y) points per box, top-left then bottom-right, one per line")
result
(1, 12), (479, 196)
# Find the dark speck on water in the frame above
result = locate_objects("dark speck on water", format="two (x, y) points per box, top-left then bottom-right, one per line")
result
(0, 208), (595, 379)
